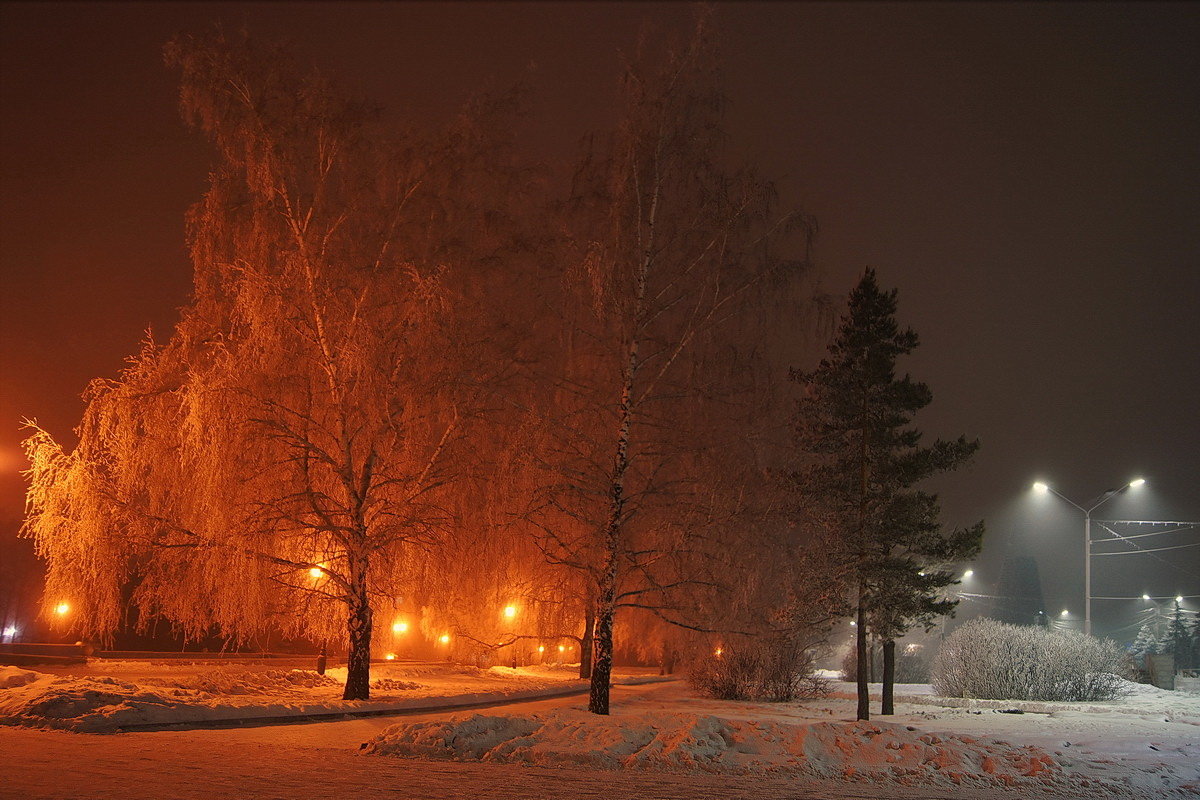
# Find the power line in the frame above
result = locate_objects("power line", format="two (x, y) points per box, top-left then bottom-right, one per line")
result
(1095, 523), (1200, 580)
(1092, 541), (1200, 556)
(1093, 526), (1200, 541)
(1094, 519), (1200, 526)
(1092, 594), (1200, 600)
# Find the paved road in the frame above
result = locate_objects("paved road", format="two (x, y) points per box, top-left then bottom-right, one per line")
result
(1, 684), (1093, 800)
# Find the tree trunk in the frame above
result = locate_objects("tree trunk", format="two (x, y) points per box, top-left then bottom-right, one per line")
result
(881, 638), (895, 715)
(343, 553), (373, 701)
(579, 606), (595, 680)
(588, 580), (615, 714)
(868, 638), (876, 683)
(856, 592), (869, 721)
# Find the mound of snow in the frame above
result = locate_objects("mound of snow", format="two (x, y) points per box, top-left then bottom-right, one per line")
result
(371, 678), (423, 692)
(363, 709), (1071, 789)
(0, 666), (42, 689)
(156, 668), (340, 695)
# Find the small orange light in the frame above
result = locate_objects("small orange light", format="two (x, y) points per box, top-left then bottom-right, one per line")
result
(55, 603), (70, 616)
(714, 647), (723, 657)
(309, 567), (322, 578)
(392, 621), (408, 634)
(439, 634), (450, 644)
(557, 644), (565, 652)
(385, 653), (396, 661)
(537, 645), (545, 653)
(503, 605), (517, 619)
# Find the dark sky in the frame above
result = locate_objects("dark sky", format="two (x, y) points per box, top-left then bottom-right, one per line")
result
(2, 2), (1197, 639)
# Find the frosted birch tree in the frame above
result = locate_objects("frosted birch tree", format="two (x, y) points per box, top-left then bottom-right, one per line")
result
(22, 31), (515, 700)
(523, 19), (813, 714)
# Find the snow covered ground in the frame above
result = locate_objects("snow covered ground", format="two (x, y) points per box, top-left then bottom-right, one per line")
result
(0, 660), (663, 731)
(362, 678), (1200, 799)
(2, 661), (1197, 799)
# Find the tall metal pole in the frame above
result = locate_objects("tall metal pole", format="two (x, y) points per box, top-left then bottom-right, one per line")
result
(1084, 512), (1092, 637)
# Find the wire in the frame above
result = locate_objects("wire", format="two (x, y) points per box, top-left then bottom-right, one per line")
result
(1092, 541), (1200, 555)
(1095, 523), (1200, 580)
(1091, 594), (1200, 600)
(1093, 526), (1200, 541)
(1094, 519), (1200, 526)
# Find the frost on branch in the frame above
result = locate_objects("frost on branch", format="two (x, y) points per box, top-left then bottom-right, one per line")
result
(931, 618), (1132, 702)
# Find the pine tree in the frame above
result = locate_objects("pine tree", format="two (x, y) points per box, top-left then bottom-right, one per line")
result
(791, 268), (983, 720)
(1130, 615), (1161, 658)
(1189, 613), (1200, 672)
(1163, 603), (1192, 668)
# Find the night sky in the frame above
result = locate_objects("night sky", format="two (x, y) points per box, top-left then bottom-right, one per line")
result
(2, 2), (1197, 639)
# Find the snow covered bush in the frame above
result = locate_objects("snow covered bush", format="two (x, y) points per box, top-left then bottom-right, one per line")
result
(689, 638), (828, 702)
(932, 619), (1131, 701)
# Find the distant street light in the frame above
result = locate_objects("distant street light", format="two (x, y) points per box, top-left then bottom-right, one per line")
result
(503, 605), (517, 619)
(962, 569), (974, 579)
(54, 603), (70, 616)
(1032, 478), (1145, 636)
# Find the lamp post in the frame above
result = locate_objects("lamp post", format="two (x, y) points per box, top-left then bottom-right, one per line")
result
(1033, 478), (1145, 636)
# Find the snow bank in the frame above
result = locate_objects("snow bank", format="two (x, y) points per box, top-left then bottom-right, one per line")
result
(0, 666), (42, 689)
(363, 709), (1073, 790)
(0, 663), (666, 732)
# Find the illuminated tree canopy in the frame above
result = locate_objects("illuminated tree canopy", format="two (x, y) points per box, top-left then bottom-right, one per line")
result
(22, 20), (825, 709)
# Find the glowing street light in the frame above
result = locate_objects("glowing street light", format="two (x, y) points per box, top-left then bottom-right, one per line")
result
(1142, 593), (1151, 600)
(1060, 609), (1069, 617)
(503, 605), (517, 619)
(1176, 596), (1184, 604)
(392, 621), (408, 634)
(54, 603), (70, 616)
(962, 569), (974, 579)
(1031, 477), (1146, 636)
(439, 634), (450, 645)
(309, 566), (323, 578)
(385, 653), (396, 661)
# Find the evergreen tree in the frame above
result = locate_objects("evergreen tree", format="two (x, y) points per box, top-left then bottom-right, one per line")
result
(1190, 612), (1200, 672)
(792, 268), (983, 720)
(1163, 603), (1192, 668)
(1130, 615), (1161, 658)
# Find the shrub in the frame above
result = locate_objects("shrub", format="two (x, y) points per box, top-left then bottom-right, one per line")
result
(689, 637), (829, 702)
(931, 618), (1131, 701)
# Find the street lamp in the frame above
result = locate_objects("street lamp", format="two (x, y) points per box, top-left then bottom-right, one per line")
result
(1032, 477), (1145, 636)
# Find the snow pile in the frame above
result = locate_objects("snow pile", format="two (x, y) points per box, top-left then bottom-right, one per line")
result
(363, 709), (1073, 789)
(371, 678), (424, 691)
(0, 662), (665, 732)
(0, 666), (43, 689)
(154, 668), (342, 695)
